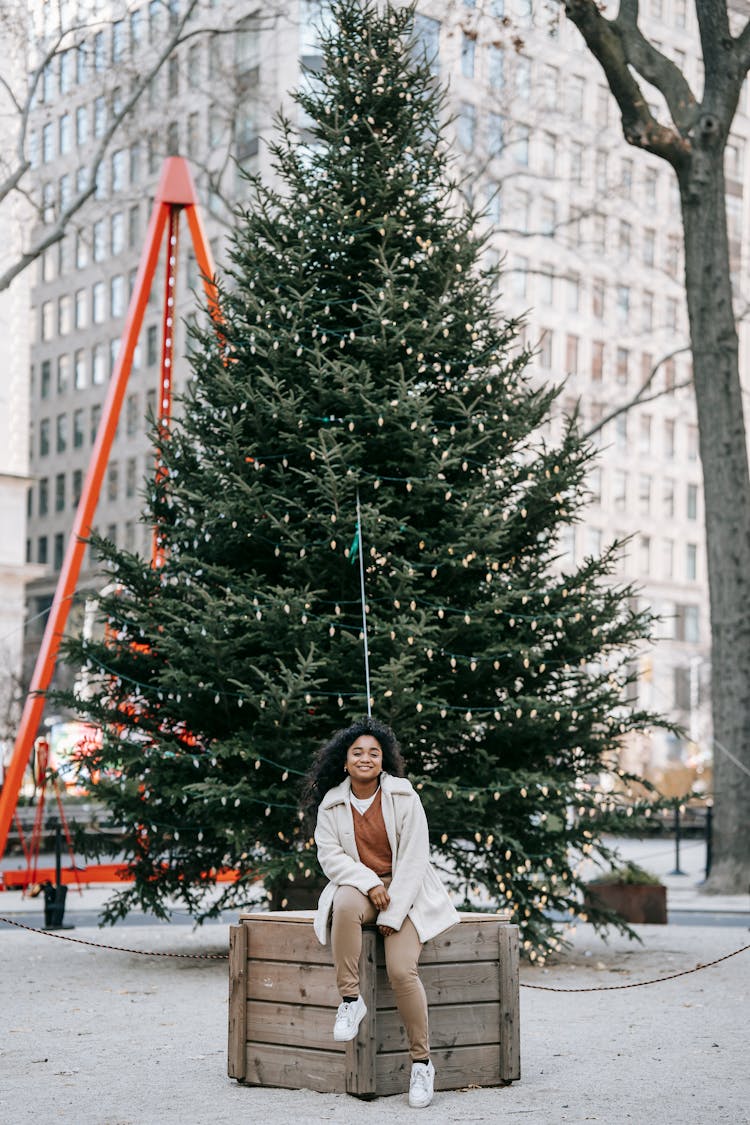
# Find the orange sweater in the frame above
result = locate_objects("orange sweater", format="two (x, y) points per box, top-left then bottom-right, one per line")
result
(351, 789), (392, 878)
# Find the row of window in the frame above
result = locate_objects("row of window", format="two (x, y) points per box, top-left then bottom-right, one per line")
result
(35, 331), (160, 402)
(587, 469), (700, 520)
(561, 526), (702, 590)
(33, 389), (158, 462)
(29, 517), (146, 570)
(30, 452), (148, 523)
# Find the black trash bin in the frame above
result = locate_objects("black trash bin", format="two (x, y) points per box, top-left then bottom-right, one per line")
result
(43, 881), (68, 928)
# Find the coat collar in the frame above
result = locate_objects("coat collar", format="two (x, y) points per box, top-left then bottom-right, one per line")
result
(320, 771), (413, 810)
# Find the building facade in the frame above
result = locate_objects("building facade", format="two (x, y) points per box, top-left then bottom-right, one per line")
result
(22, 0), (732, 789)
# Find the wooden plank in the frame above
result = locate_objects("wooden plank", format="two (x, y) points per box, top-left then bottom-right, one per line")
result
(239, 910), (316, 922)
(247, 959), (339, 1007)
(227, 923), (247, 1080)
(245, 919), (333, 965)
(373, 918), (505, 966)
(377, 960), (500, 1008)
(377, 1002), (501, 1054)
(244, 1042), (345, 1093)
(346, 928), (377, 1097)
(246, 1001), (344, 1053)
(375, 1044), (501, 1096)
(498, 924), (521, 1082)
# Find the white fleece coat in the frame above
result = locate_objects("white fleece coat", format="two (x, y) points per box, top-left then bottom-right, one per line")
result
(313, 772), (460, 945)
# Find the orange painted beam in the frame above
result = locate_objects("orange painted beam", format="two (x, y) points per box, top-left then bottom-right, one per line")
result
(1, 864), (243, 889)
(0, 158), (220, 863)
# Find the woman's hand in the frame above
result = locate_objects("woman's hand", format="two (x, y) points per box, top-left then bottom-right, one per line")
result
(367, 883), (391, 910)
(378, 924), (397, 937)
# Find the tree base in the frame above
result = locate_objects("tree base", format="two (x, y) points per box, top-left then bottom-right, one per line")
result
(702, 860), (749, 895)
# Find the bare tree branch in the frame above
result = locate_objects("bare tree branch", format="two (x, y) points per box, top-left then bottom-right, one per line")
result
(734, 20), (750, 74)
(562, 0), (690, 167)
(581, 345), (692, 439)
(614, 0), (698, 134)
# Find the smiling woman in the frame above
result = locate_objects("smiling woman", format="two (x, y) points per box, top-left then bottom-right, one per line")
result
(301, 717), (459, 1109)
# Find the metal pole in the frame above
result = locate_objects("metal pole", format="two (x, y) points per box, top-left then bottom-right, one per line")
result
(704, 802), (713, 880)
(668, 802), (686, 876)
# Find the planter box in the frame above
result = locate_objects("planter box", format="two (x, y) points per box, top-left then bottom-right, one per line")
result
(583, 882), (667, 924)
(228, 910), (520, 1098)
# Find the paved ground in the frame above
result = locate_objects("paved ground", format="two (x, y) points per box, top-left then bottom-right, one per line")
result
(1, 837), (748, 1124)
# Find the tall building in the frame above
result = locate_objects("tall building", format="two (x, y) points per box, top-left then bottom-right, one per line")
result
(22, 0), (724, 788)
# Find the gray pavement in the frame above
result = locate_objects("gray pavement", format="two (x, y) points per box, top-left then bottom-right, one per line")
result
(1, 837), (748, 1123)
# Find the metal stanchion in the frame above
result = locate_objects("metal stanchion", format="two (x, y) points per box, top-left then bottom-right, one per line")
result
(42, 822), (73, 931)
(704, 802), (713, 881)
(668, 802), (687, 876)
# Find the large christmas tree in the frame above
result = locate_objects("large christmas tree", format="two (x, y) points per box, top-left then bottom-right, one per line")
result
(63, 0), (666, 957)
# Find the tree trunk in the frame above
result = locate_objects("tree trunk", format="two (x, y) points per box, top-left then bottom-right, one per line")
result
(679, 138), (750, 891)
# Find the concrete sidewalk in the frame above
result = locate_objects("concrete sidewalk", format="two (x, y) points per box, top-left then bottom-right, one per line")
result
(1, 916), (748, 1125)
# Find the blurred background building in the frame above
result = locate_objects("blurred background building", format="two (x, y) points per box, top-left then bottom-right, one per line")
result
(16, 0), (729, 792)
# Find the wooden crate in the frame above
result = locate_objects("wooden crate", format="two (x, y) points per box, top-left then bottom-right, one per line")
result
(228, 910), (520, 1098)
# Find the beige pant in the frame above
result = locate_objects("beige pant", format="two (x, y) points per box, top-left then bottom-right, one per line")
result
(331, 882), (429, 1061)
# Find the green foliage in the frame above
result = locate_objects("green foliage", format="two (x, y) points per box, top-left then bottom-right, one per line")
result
(57, 0), (669, 957)
(588, 861), (663, 887)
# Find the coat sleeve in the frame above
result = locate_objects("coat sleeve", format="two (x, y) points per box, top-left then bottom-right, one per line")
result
(376, 792), (430, 932)
(315, 804), (383, 896)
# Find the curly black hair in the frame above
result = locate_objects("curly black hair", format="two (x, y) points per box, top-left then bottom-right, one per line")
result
(300, 716), (406, 823)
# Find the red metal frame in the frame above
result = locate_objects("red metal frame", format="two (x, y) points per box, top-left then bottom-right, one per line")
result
(0, 158), (219, 874)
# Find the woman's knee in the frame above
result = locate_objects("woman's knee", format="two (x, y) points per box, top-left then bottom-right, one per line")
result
(332, 884), (368, 923)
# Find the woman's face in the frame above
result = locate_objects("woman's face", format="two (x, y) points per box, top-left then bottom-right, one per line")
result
(345, 734), (383, 783)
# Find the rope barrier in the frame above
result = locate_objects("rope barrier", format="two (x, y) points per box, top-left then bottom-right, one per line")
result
(520, 942), (750, 992)
(2, 913), (748, 990)
(0, 915), (228, 960)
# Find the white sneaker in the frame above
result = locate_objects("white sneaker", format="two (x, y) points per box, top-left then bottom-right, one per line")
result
(408, 1060), (435, 1108)
(332, 996), (367, 1041)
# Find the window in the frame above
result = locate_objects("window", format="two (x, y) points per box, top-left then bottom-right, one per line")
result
(126, 457), (137, 498)
(53, 533), (64, 571)
(126, 394), (140, 436)
(613, 470), (627, 511)
(666, 234), (680, 278)
(537, 197), (555, 237)
(638, 474), (651, 515)
(73, 469), (83, 506)
(76, 43), (87, 84)
(512, 257), (528, 300)
(684, 605), (700, 643)
(642, 292), (654, 333)
(643, 228), (655, 267)
(92, 282), (106, 324)
(111, 150), (126, 192)
(663, 539), (674, 578)
(458, 103), (476, 151)
(687, 483), (698, 520)
(616, 347), (629, 384)
(39, 477), (49, 515)
(595, 150), (607, 192)
(73, 408), (85, 448)
(663, 478), (675, 518)
(539, 133), (556, 177)
(638, 535), (651, 575)
(42, 182), (55, 223)
(538, 265), (553, 306)
(92, 343), (106, 385)
(666, 297), (678, 331)
(687, 424), (698, 461)
(187, 42), (202, 87)
(591, 340), (604, 381)
(107, 462), (119, 502)
(615, 415), (628, 450)
(644, 168), (658, 206)
(568, 76), (584, 118)
(94, 96), (106, 138)
(55, 473), (66, 512)
(110, 275), (126, 317)
(60, 49), (73, 94)
(639, 414), (652, 455)
(111, 212), (125, 255)
(41, 301), (54, 341)
(54, 414), (67, 453)
(514, 125), (529, 166)
(488, 45), (503, 89)
(128, 205), (141, 248)
(130, 8), (143, 45)
(461, 32), (475, 78)
(42, 122), (54, 163)
(147, 325), (159, 365)
(38, 537), (48, 565)
(619, 220), (632, 260)
(57, 354), (70, 394)
(566, 275), (580, 312)
(570, 141), (584, 185)
(589, 467), (602, 505)
(515, 57), (531, 100)
(616, 285), (630, 325)
(664, 358), (676, 391)
(109, 338), (120, 375)
(75, 232), (88, 270)
(93, 220), (106, 263)
(41, 360), (52, 399)
(112, 19), (125, 62)
(664, 419), (675, 459)
(91, 404), (102, 443)
(538, 329), (553, 369)
(187, 112), (200, 159)
(74, 350), (87, 390)
(592, 215), (606, 255)
(595, 86), (609, 127)
(686, 543), (697, 581)
(565, 334), (579, 375)
(592, 279), (605, 320)
(93, 30), (105, 72)
(59, 113), (72, 155)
